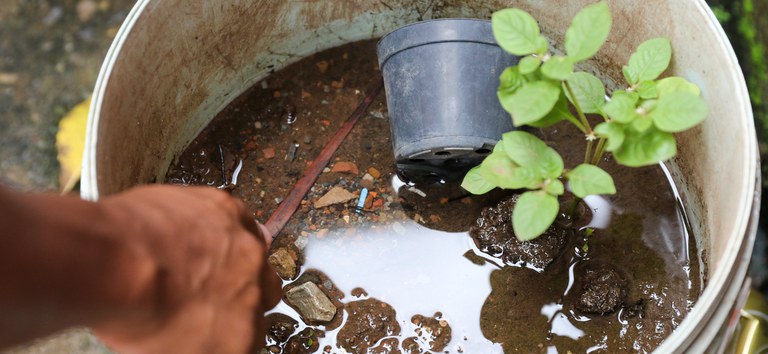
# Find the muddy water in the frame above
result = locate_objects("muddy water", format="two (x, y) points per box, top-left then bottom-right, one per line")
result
(166, 39), (702, 353)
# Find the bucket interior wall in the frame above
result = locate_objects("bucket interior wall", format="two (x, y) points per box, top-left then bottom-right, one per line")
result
(84, 0), (758, 351)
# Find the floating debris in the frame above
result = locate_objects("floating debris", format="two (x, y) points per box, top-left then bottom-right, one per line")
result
(408, 186), (427, 197)
(356, 188), (369, 214)
(285, 143), (299, 161)
(285, 104), (298, 125)
(314, 186), (356, 208)
(332, 161), (359, 175)
(217, 158), (243, 190)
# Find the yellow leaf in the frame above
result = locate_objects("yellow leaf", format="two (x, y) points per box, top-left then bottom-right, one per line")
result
(56, 97), (91, 194)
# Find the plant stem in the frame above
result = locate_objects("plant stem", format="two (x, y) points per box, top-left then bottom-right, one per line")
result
(563, 81), (592, 134)
(584, 138), (594, 165)
(568, 196), (583, 219)
(591, 138), (607, 166)
(564, 115), (588, 134)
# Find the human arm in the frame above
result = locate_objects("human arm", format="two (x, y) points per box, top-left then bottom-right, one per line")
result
(0, 185), (281, 353)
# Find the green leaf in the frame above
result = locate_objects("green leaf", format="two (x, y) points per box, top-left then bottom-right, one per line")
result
(631, 116), (653, 132)
(564, 1), (612, 62)
(477, 148), (539, 190)
(565, 72), (606, 114)
(594, 122), (626, 151)
(650, 91), (708, 132)
(462, 166), (496, 195)
(613, 128), (677, 167)
(534, 36), (550, 53)
(519, 56), (543, 74)
(622, 66), (634, 86)
(656, 77), (701, 97)
(541, 56), (575, 80)
(603, 91), (638, 123)
(492, 9), (547, 56)
(498, 67), (526, 97)
(513, 191), (559, 241)
(636, 80), (658, 99)
(528, 92), (573, 128)
(545, 179), (565, 196)
(509, 166), (542, 189)
(500, 81), (562, 126)
(502, 131), (564, 179)
(476, 148), (517, 186)
(625, 38), (672, 85)
(567, 164), (617, 198)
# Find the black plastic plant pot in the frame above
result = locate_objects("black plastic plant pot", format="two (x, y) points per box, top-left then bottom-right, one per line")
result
(377, 19), (519, 182)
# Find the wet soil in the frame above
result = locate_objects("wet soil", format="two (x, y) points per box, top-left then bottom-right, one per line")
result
(471, 195), (571, 271)
(572, 261), (629, 315)
(405, 313), (452, 353)
(337, 298), (400, 353)
(166, 39), (703, 353)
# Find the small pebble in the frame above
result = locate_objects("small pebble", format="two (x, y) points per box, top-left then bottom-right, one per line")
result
(392, 222), (406, 235)
(370, 111), (386, 119)
(316, 60), (329, 73)
(368, 167), (381, 179)
(295, 236), (309, 250)
(262, 147), (275, 159)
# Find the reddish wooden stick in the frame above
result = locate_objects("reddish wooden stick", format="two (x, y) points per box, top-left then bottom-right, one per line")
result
(264, 78), (384, 237)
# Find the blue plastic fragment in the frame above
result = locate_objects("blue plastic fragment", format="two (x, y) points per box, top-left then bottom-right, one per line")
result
(357, 188), (369, 213)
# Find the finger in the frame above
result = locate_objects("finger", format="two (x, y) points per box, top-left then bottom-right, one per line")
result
(259, 259), (283, 311)
(256, 222), (273, 248)
(248, 302), (268, 354)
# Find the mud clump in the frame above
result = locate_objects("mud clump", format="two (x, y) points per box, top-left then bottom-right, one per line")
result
(283, 328), (321, 354)
(404, 313), (452, 353)
(369, 338), (402, 354)
(265, 313), (298, 345)
(470, 196), (569, 270)
(574, 261), (629, 314)
(337, 298), (401, 353)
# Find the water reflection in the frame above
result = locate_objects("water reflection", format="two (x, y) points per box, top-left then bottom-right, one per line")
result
(292, 221), (503, 352)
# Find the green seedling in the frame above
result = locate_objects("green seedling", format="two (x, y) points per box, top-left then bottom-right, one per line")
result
(462, 1), (707, 241)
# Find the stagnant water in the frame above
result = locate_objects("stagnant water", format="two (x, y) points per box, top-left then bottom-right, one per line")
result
(166, 40), (703, 353)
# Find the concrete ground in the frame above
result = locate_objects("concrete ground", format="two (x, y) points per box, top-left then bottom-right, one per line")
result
(1, 1), (132, 352)
(0, 0), (766, 352)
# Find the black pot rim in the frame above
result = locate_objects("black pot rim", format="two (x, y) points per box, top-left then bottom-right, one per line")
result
(377, 18), (496, 68)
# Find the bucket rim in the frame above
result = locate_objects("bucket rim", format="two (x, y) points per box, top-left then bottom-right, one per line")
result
(81, 0), (152, 201)
(81, 1), (761, 352)
(655, 0), (760, 351)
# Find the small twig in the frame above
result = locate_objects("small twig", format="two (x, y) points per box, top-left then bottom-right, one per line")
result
(218, 145), (227, 184)
(265, 78), (384, 237)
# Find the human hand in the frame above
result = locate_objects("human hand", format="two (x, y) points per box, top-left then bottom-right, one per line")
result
(91, 185), (281, 354)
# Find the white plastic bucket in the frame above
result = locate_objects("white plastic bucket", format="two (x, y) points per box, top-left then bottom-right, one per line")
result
(82, 1), (760, 352)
